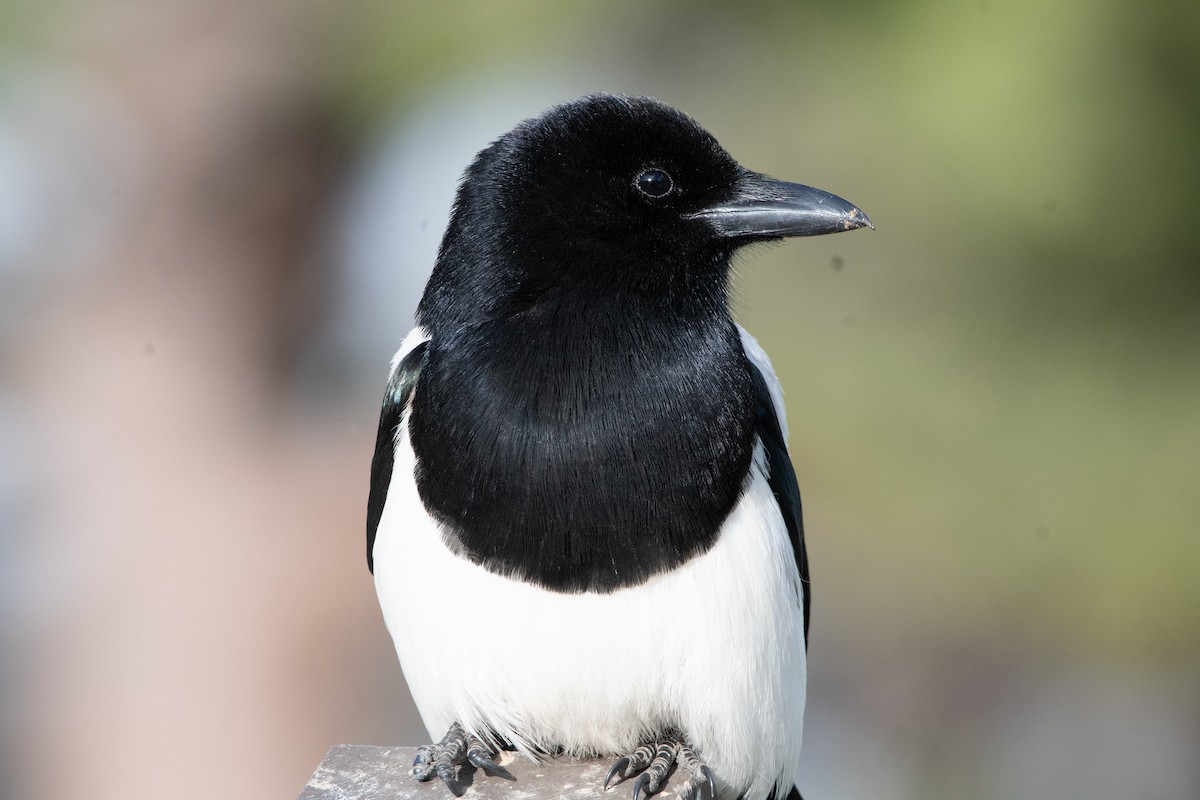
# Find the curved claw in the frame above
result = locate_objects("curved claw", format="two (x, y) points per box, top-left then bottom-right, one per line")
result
(605, 757), (631, 790)
(682, 767), (716, 800)
(632, 772), (652, 800)
(468, 751), (515, 780)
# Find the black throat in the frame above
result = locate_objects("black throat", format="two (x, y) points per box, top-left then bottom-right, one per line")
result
(409, 287), (757, 593)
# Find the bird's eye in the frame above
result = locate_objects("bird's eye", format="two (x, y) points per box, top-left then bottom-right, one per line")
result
(635, 168), (673, 199)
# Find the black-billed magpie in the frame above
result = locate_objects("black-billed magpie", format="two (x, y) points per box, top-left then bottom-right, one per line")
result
(366, 94), (871, 800)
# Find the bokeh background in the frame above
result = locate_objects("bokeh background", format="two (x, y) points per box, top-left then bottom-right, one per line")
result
(1, 1), (1197, 799)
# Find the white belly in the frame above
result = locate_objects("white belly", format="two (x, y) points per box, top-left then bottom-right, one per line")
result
(373, 423), (806, 800)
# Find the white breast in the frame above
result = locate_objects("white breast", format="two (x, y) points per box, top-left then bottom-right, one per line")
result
(373, 421), (806, 800)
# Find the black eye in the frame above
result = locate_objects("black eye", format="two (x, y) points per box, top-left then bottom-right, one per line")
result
(635, 168), (673, 199)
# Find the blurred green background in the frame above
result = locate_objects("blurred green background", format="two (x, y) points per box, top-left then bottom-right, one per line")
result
(1, 1), (1197, 799)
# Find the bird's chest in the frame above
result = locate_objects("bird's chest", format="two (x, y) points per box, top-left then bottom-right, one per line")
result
(407, 335), (756, 593)
(373, 430), (807, 800)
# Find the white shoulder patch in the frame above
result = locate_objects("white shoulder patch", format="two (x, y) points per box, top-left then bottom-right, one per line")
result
(390, 325), (431, 374)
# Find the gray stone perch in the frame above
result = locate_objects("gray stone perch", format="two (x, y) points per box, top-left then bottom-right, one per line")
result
(299, 746), (690, 800)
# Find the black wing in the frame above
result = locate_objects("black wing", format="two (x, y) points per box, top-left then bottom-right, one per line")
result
(366, 340), (429, 573)
(748, 362), (810, 643)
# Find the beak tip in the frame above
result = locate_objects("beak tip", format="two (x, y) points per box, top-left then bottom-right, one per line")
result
(844, 208), (874, 232)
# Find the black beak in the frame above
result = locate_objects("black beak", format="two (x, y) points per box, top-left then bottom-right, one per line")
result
(686, 169), (873, 239)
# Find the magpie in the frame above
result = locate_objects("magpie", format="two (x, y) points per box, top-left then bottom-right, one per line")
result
(366, 94), (871, 800)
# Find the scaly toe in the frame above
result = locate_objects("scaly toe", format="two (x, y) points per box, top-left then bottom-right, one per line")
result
(410, 722), (508, 795)
(411, 745), (437, 782)
(603, 731), (709, 800)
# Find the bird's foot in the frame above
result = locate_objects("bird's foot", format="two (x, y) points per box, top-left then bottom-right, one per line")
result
(411, 722), (514, 796)
(604, 729), (715, 800)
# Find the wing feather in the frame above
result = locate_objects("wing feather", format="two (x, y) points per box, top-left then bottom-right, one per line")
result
(740, 327), (810, 641)
(366, 330), (430, 572)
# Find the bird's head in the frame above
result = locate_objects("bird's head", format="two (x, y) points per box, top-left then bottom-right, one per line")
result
(419, 94), (871, 330)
